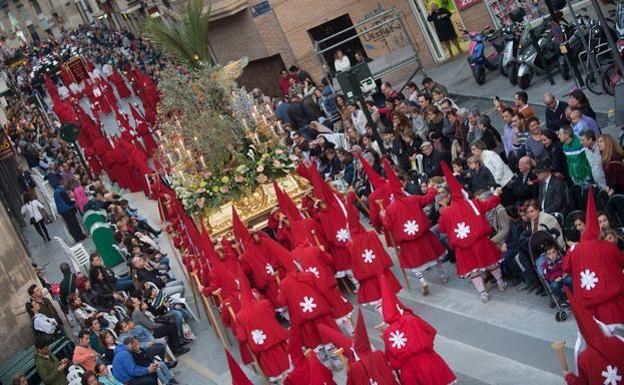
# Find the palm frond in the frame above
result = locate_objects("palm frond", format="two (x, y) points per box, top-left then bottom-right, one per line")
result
(142, 0), (212, 69)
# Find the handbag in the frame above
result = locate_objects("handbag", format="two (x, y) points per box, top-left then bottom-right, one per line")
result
(28, 203), (37, 225)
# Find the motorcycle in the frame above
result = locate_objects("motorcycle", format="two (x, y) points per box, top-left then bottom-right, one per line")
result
(463, 26), (503, 85)
(499, 22), (525, 85)
(515, 21), (571, 89)
(601, 0), (624, 95)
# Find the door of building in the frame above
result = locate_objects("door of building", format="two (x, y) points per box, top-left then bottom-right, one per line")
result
(410, 0), (468, 61)
(308, 14), (366, 74)
(236, 54), (286, 98)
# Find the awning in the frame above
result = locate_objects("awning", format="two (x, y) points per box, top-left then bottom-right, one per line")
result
(120, 3), (142, 14)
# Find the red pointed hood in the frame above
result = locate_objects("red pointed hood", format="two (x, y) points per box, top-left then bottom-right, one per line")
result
(199, 221), (217, 262)
(353, 310), (372, 356)
(231, 207), (252, 248)
(130, 103), (145, 124)
(225, 349), (253, 385)
(273, 181), (303, 221)
(237, 264), (253, 308)
(582, 186), (599, 241)
(357, 153), (385, 190)
(296, 163), (311, 180)
(380, 272), (407, 324)
(346, 193), (365, 235)
(308, 162), (335, 204)
(441, 161), (466, 201)
(318, 324), (354, 360)
(382, 159), (403, 195)
(564, 288), (624, 368)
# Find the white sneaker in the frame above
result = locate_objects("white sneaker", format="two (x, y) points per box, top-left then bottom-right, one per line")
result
(480, 292), (491, 303)
(497, 280), (508, 292)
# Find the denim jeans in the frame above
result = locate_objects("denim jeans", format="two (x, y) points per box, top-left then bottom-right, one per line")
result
(535, 254), (547, 278)
(548, 276), (573, 302)
(156, 360), (174, 384)
(115, 276), (134, 292)
(169, 308), (190, 337)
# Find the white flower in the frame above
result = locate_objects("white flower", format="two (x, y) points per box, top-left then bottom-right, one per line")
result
(306, 266), (320, 279)
(454, 222), (471, 240)
(299, 296), (317, 313)
(336, 228), (350, 243)
(251, 329), (267, 345)
(388, 330), (407, 349)
(403, 220), (419, 236)
(602, 365), (622, 385)
(580, 269), (599, 291)
(265, 263), (275, 276)
(362, 249), (376, 264)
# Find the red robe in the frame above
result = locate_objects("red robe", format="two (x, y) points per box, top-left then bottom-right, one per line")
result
(347, 352), (400, 385)
(438, 195), (502, 276)
(293, 243), (353, 319)
(134, 119), (157, 158)
(317, 205), (353, 272)
(278, 271), (343, 349)
(565, 344), (624, 385)
(383, 312), (456, 385)
(563, 240), (624, 325)
(240, 238), (284, 308)
(284, 353), (337, 385)
(109, 69), (132, 99)
(382, 188), (446, 270)
(349, 227), (402, 305)
(235, 299), (290, 377)
(99, 78), (118, 109)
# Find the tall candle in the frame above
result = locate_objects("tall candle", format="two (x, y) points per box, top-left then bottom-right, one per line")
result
(262, 114), (268, 125)
(200, 156), (206, 168)
(167, 153), (173, 164)
(265, 104), (272, 115)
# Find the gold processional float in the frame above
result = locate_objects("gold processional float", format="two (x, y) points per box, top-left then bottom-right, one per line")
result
(154, 58), (309, 238)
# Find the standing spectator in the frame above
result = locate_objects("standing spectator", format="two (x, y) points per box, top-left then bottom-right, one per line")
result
(421, 77), (448, 97)
(568, 89), (596, 120)
(466, 156), (497, 192)
(16, 165), (35, 192)
(559, 125), (592, 185)
(73, 330), (99, 371)
(286, 96), (313, 138)
(598, 134), (624, 193)
(535, 160), (567, 214)
(289, 65), (312, 84)
(333, 49), (351, 73)
(319, 80), (338, 120)
(53, 182), (86, 242)
(568, 106), (600, 137)
(34, 338), (70, 385)
(540, 129), (569, 181)
(278, 70), (293, 96)
(427, 4), (462, 57)
(421, 141), (446, 177)
(59, 262), (77, 313)
(543, 92), (568, 131)
(513, 91), (535, 118)
(21, 191), (51, 242)
(406, 81), (419, 102)
(112, 336), (159, 385)
(579, 128), (607, 189)
(501, 108), (516, 158)
(524, 116), (547, 161)
(380, 82), (402, 104)
(509, 156), (538, 205)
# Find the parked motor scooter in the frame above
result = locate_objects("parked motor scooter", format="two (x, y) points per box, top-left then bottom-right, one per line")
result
(463, 26), (503, 85)
(515, 20), (571, 89)
(499, 22), (525, 85)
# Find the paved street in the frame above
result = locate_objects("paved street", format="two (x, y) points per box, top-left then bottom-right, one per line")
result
(19, 62), (596, 384)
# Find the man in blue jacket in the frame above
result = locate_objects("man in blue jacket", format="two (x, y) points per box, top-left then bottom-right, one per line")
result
(112, 336), (158, 385)
(53, 182), (86, 242)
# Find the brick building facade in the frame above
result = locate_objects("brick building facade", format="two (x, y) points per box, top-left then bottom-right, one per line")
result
(206, 0), (495, 95)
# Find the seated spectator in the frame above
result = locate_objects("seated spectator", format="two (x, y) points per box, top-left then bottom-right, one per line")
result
(77, 274), (116, 311)
(421, 77), (448, 97)
(524, 199), (565, 251)
(559, 125), (592, 185)
(465, 156), (496, 193)
(480, 190), (511, 249)
(85, 317), (105, 354)
(132, 257), (184, 297)
(601, 229), (624, 250)
(68, 293), (116, 328)
(143, 286), (191, 341)
(421, 141), (447, 178)
(573, 211), (586, 237)
(129, 339), (178, 385)
(535, 160), (566, 214)
(541, 243), (572, 305)
(470, 140), (514, 188)
(89, 253), (134, 293)
(579, 128), (607, 190)
(73, 330), (99, 372)
(35, 338), (70, 385)
(96, 363), (123, 385)
(112, 336), (159, 385)
(116, 319), (166, 360)
(126, 297), (189, 355)
(99, 330), (117, 365)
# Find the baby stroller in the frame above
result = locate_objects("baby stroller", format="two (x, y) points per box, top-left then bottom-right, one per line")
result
(529, 230), (569, 322)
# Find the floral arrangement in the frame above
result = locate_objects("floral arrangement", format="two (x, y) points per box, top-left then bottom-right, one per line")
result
(171, 144), (298, 213)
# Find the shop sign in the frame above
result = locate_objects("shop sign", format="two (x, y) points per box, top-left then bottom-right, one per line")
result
(456, 0), (482, 11)
(250, 0), (271, 17)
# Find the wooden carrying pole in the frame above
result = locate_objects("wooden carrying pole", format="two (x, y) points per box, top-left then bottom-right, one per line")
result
(212, 289), (234, 346)
(333, 347), (350, 372)
(225, 303), (270, 385)
(551, 341), (570, 373)
(190, 273), (228, 347)
(376, 200), (410, 289)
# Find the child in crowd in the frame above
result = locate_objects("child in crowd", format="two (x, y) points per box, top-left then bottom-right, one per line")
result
(542, 244), (572, 305)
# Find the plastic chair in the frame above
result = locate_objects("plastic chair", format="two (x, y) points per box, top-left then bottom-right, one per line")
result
(54, 236), (90, 275)
(66, 370), (82, 382)
(68, 378), (83, 385)
(67, 365), (85, 374)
